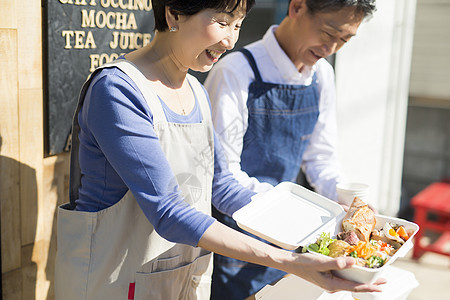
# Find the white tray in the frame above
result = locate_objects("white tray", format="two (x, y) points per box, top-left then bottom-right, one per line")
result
(233, 182), (346, 250)
(232, 182), (419, 283)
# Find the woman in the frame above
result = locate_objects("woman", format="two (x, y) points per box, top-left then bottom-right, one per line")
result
(55, 0), (385, 299)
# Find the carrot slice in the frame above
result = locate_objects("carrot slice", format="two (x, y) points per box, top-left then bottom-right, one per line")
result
(347, 241), (376, 259)
(396, 226), (409, 241)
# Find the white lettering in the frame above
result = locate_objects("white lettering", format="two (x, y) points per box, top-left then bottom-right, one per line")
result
(61, 30), (74, 49)
(59, 0), (91, 5)
(90, 52), (121, 72)
(85, 31), (97, 48)
(109, 31), (151, 50)
(83, 10), (138, 30)
(74, 31), (85, 49)
(81, 9), (95, 28)
(100, 0), (151, 11)
(62, 30), (96, 49)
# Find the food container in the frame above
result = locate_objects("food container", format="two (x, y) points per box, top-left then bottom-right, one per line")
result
(232, 182), (419, 284)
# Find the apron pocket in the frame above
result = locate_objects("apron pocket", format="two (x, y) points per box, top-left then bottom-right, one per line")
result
(133, 252), (212, 300)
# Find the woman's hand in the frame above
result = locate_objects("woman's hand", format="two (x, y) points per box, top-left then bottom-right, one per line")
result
(286, 251), (386, 293)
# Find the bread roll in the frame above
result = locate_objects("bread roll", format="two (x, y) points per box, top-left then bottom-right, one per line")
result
(341, 197), (376, 242)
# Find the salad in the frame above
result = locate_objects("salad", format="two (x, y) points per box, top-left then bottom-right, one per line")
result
(302, 222), (411, 269)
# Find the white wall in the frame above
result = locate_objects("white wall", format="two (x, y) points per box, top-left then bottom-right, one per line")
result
(409, 0), (450, 100)
(334, 0), (417, 215)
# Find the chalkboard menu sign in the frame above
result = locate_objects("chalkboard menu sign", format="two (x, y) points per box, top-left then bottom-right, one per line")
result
(45, 0), (155, 155)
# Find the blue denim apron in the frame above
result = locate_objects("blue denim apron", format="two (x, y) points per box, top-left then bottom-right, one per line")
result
(211, 48), (320, 300)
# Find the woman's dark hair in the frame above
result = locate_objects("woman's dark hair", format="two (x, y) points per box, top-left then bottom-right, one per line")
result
(152, 0), (256, 32)
(288, 0), (376, 18)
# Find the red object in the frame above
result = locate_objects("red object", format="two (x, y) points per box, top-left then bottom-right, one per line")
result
(411, 182), (450, 260)
(128, 282), (135, 300)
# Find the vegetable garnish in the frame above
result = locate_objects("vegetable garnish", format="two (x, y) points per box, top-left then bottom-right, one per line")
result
(346, 241), (377, 260)
(366, 255), (385, 268)
(302, 232), (336, 256)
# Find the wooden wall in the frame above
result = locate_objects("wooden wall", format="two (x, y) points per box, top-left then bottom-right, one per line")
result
(0, 1), (70, 299)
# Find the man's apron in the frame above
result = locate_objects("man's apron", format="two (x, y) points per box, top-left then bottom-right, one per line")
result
(211, 48), (320, 300)
(55, 60), (215, 300)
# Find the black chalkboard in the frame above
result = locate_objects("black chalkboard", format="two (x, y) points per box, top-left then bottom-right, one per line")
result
(44, 0), (155, 155)
(44, 0), (284, 156)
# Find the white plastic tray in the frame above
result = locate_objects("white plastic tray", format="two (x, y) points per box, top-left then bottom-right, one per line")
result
(233, 182), (346, 250)
(232, 182), (419, 283)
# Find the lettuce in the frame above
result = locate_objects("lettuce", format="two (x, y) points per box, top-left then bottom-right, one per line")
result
(303, 232), (336, 256)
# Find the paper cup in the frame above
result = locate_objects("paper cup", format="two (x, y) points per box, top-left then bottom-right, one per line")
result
(336, 182), (369, 206)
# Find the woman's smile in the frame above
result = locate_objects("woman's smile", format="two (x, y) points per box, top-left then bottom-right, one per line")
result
(206, 49), (224, 63)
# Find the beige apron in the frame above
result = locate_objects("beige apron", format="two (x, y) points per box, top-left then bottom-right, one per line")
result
(55, 60), (215, 300)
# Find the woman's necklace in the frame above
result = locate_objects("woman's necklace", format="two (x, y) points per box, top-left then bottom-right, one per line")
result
(178, 99), (186, 116)
(173, 84), (186, 116)
(158, 57), (187, 116)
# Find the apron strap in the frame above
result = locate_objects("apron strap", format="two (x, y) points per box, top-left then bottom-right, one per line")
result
(186, 74), (212, 125)
(104, 60), (168, 125)
(69, 68), (104, 207)
(238, 48), (263, 82)
(239, 48), (320, 87)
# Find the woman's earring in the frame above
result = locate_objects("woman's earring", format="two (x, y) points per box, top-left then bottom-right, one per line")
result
(169, 27), (177, 32)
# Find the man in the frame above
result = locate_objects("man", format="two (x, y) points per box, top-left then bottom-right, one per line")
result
(204, 0), (377, 299)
